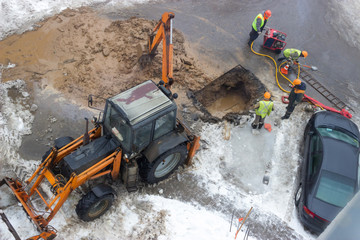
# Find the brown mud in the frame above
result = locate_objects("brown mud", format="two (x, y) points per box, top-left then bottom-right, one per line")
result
(0, 7), (264, 123)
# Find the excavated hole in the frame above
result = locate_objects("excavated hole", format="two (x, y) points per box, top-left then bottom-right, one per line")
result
(193, 65), (266, 123)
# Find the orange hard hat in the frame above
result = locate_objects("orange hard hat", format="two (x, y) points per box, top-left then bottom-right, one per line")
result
(293, 79), (301, 85)
(302, 51), (308, 58)
(264, 92), (271, 99)
(264, 10), (272, 19)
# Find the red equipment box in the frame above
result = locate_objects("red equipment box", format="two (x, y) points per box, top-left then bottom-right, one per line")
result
(263, 28), (287, 54)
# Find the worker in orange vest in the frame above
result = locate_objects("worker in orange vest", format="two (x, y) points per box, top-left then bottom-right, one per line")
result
(252, 92), (274, 129)
(281, 79), (306, 119)
(248, 10), (272, 46)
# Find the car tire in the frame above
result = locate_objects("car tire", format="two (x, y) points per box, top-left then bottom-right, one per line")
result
(295, 184), (302, 207)
(76, 191), (114, 222)
(139, 144), (187, 184)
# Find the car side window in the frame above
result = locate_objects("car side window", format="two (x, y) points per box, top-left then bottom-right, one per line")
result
(358, 154), (360, 187)
(154, 111), (175, 140)
(309, 133), (323, 177)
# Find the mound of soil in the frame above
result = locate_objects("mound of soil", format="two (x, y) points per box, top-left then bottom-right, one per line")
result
(0, 7), (211, 104)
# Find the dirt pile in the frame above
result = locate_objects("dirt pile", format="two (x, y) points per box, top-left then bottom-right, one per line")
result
(0, 7), (211, 103)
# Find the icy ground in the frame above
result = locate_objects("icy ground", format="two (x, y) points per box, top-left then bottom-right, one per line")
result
(0, 0), (359, 239)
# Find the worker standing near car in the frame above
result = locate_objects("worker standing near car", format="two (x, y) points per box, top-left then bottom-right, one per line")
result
(248, 10), (272, 46)
(278, 48), (308, 74)
(252, 92), (274, 130)
(281, 79), (306, 120)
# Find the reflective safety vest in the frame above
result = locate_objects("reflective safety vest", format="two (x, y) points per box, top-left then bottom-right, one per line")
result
(255, 100), (274, 118)
(283, 49), (302, 60)
(252, 13), (264, 31)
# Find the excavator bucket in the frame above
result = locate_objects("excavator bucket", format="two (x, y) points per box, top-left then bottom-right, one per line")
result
(136, 43), (153, 66)
(0, 178), (57, 240)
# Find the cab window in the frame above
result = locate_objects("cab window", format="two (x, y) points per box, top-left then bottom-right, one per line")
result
(134, 122), (152, 151)
(154, 111), (175, 140)
(104, 105), (131, 151)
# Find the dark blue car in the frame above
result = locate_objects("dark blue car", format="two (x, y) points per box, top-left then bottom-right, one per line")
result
(295, 111), (360, 234)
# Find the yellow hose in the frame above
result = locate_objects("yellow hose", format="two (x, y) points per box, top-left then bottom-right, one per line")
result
(250, 41), (300, 94)
(250, 42), (324, 110)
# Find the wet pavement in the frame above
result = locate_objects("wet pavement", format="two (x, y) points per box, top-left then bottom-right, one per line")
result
(19, 82), (94, 160)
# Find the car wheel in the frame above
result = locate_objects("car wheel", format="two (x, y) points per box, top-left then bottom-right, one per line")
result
(76, 191), (114, 222)
(295, 184), (302, 207)
(139, 144), (187, 184)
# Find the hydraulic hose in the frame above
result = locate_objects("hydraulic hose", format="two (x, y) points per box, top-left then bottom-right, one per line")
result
(250, 41), (300, 94)
(249, 42), (325, 111)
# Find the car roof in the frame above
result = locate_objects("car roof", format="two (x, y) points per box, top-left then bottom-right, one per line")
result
(321, 137), (359, 180)
(313, 111), (360, 139)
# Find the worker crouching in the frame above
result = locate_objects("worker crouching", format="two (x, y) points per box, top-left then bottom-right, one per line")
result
(278, 49), (308, 74)
(252, 92), (274, 129)
(281, 79), (306, 120)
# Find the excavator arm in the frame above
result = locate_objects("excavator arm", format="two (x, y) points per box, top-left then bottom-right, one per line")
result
(138, 12), (175, 89)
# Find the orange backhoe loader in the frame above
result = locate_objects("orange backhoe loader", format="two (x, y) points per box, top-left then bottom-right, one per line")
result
(0, 12), (200, 240)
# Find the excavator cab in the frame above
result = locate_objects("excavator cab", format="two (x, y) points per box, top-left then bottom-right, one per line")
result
(102, 80), (178, 155)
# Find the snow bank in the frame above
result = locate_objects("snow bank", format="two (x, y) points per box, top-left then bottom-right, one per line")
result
(0, 0), (153, 40)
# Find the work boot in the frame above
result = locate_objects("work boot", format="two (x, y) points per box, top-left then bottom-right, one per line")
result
(258, 123), (264, 129)
(281, 112), (291, 120)
(251, 122), (257, 129)
(248, 40), (253, 47)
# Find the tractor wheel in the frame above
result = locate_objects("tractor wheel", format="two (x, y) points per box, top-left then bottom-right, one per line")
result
(295, 184), (302, 207)
(140, 144), (187, 184)
(41, 136), (74, 162)
(54, 136), (74, 149)
(42, 149), (53, 162)
(76, 191), (114, 222)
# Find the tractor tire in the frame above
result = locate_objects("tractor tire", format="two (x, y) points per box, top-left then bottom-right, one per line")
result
(139, 144), (187, 184)
(295, 184), (302, 207)
(54, 136), (74, 149)
(41, 136), (74, 162)
(76, 191), (114, 222)
(42, 149), (52, 162)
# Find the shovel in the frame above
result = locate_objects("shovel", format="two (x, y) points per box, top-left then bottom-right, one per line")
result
(301, 64), (318, 71)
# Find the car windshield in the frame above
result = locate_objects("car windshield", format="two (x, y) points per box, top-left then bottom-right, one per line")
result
(317, 127), (359, 148)
(104, 105), (131, 151)
(316, 170), (355, 208)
